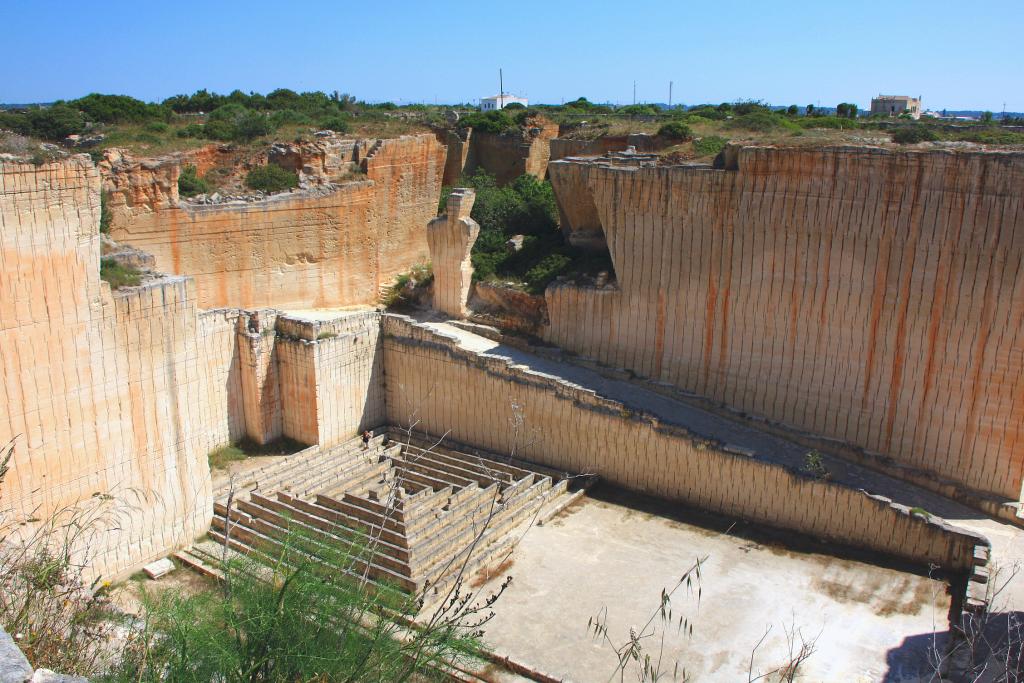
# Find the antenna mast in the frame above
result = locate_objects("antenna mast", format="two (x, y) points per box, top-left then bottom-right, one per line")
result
(669, 81), (673, 108)
(499, 68), (504, 109)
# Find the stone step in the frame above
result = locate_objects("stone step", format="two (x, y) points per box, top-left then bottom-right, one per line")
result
(211, 509), (417, 591)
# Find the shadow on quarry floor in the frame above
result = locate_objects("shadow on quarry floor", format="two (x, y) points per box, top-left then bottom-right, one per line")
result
(583, 482), (956, 583)
(474, 487), (953, 682)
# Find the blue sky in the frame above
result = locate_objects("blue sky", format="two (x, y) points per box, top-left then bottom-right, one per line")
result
(3, 0), (1021, 111)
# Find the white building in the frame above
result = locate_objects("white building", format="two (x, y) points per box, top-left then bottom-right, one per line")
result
(480, 94), (528, 111)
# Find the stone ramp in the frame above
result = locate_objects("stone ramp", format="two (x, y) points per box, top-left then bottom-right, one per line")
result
(199, 432), (578, 598)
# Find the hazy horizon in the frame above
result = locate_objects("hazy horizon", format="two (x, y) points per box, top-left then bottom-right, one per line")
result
(4, 0), (1021, 112)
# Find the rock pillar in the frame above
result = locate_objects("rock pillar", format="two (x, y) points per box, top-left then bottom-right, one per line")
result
(427, 188), (479, 318)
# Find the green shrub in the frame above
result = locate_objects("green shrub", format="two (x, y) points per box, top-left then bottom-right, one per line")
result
(524, 253), (572, 291)
(800, 450), (830, 480)
(457, 110), (517, 134)
(891, 126), (939, 144)
(100, 192), (111, 234)
(726, 112), (796, 133)
(143, 120), (169, 133)
(21, 105), (86, 140)
(177, 164), (211, 196)
(503, 101), (526, 110)
(100, 258), (141, 289)
(245, 164), (300, 193)
(269, 108), (312, 128)
(206, 104), (273, 142)
(69, 94), (168, 123)
(176, 123), (204, 138)
(684, 105), (729, 121)
(951, 128), (1024, 145)
(618, 104), (661, 117)
(318, 114), (351, 133)
(797, 116), (861, 130)
(658, 121), (693, 141)
(110, 525), (481, 683)
(692, 135), (727, 157)
(207, 444), (246, 470)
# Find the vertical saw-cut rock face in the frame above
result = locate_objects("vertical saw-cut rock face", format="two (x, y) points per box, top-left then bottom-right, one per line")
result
(104, 134), (446, 309)
(0, 156), (226, 580)
(427, 189), (479, 317)
(546, 146), (1024, 501)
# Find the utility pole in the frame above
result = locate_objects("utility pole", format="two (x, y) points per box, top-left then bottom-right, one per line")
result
(633, 81), (637, 105)
(499, 69), (504, 109)
(669, 81), (673, 108)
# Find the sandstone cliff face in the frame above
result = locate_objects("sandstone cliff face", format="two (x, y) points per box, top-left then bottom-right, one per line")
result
(546, 147), (1024, 501)
(105, 134), (446, 310)
(0, 157), (232, 579)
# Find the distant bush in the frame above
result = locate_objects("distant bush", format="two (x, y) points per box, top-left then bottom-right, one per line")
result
(268, 108), (312, 128)
(206, 104), (273, 142)
(176, 123), (204, 138)
(318, 114), (351, 133)
(144, 120), (169, 133)
(618, 104), (661, 117)
(891, 126), (939, 144)
(503, 102), (526, 110)
(835, 102), (859, 119)
(658, 121), (693, 141)
(68, 93), (169, 123)
(562, 97), (612, 114)
(457, 110), (517, 134)
(177, 164), (211, 196)
(684, 105), (729, 121)
(951, 128), (1024, 145)
(731, 100), (772, 116)
(726, 112), (797, 133)
(1, 105), (86, 141)
(245, 164), (299, 193)
(100, 258), (141, 289)
(797, 116), (861, 130)
(692, 135), (727, 156)
(523, 253), (572, 291)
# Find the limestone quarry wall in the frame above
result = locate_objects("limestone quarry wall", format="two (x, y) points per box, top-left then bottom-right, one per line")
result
(443, 119), (560, 186)
(105, 134), (446, 309)
(382, 316), (985, 573)
(0, 157), (232, 579)
(545, 147), (1024, 501)
(549, 133), (662, 162)
(276, 311), (384, 449)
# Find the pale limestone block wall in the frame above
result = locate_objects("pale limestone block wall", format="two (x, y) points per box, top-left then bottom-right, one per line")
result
(277, 339), (319, 445)
(310, 313), (384, 447)
(238, 311), (385, 449)
(0, 157), (227, 579)
(237, 312), (283, 445)
(381, 315), (986, 573)
(546, 147), (1024, 501)
(106, 135), (447, 310)
(428, 190), (479, 318)
(196, 309), (247, 446)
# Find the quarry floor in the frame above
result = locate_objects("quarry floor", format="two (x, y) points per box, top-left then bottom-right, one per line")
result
(476, 487), (951, 682)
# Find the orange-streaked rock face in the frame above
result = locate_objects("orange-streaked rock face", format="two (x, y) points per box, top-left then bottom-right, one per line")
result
(0, 156), (230, 580)
(104, 134), (446, 309)
(547, 146), (1024, 501)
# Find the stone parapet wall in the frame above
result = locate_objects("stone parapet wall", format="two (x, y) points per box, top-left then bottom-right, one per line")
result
(546, 147), (1024, 501)
(105, 134), (446, 309)
(381, 315), (987, 574)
